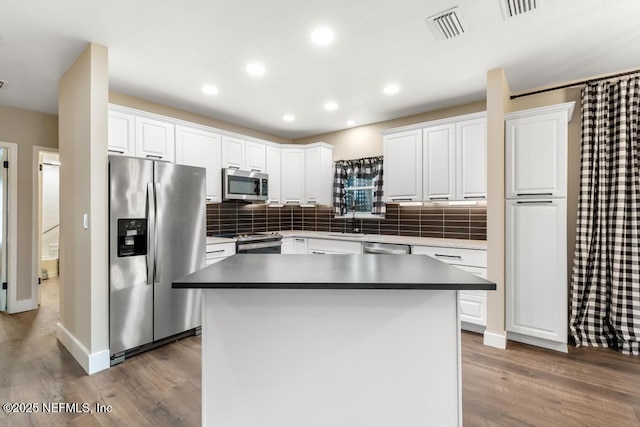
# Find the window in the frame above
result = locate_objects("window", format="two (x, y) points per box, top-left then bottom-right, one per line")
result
(333, 156), (383, 216)
(344, 176), (375, 214)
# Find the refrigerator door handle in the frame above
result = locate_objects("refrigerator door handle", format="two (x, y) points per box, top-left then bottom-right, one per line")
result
(153, 182), (161, 284)
(146, 183), (156, 285)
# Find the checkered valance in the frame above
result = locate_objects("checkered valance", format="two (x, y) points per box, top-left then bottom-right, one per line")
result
(333, 156), (383, 215)
(570, 75), (640, 355)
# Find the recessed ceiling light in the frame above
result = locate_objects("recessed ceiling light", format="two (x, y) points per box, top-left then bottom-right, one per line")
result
(383, 84), (400, 95)
(202, 85), (219, 96)
(246, 62), (266, 77)
(283, 114), (295, 122)
(324, 101), (338, 111)
(310, 27), (335, 46)
(347, 120), (355, 126)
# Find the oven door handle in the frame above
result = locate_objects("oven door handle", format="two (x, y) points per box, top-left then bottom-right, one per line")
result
(237, 241), (283, 251)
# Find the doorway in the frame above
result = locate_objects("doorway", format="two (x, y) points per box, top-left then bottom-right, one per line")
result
(34, 148), (59, 306)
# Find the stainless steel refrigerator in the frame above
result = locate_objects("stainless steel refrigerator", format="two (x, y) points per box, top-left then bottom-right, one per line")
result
(109, 155), (205, 362)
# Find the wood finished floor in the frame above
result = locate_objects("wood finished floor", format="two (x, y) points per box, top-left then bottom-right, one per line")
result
(0, 278), (638, 426)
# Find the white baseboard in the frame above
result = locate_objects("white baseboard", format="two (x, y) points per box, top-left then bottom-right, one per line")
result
(56, 323), (110, 375)
(483, 330), (507, 349)
(507, 332), (568, 353)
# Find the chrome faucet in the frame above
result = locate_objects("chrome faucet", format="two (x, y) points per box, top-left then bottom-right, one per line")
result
(341, 193), (359, 233)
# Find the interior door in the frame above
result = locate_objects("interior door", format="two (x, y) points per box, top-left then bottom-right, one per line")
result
(153, 161), (205, 341)
(0, 148), (7, 312)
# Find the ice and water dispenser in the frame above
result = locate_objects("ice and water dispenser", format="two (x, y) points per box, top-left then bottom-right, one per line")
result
(117, 219), (147, 257)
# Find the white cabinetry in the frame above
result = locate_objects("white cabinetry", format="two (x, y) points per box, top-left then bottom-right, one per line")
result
(281, 148), (305, 203)
(205, 242), (236, 265)
(108, 109), (135, 156)
(456, 117), (487, 200)
(423, 115), (486, 201)
(304, 146), (333, 205)
(266, 145), (282, 203)
(505, 106), (571, 198)
(245, 141), (266, 172)
(281, 237), (307, 254)
(221, 137), (267, 172)
(506, 199), (567, 349)
(423, 124), (455, 201)
(175, 125), (222, 202)
(135, 116), (175, 162)
(504, 102), (573, 353)
(382, 129), (423, 202)
(307, 238), (362, 254)
(412, 245), (487, 331)
(221, 135), (246, 170)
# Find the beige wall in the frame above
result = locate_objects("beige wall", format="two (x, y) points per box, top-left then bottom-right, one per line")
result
(484, 68), (511, 345)
(0, 104), (58, 302)
(293, 101), (486, 160)
(109, 92), (292, 145)
(58, 43), (109, 360)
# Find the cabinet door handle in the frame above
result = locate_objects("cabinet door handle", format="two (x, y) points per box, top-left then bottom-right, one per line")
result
(435, 254), (462, 260)
(516, 200), (553, 204)
(286, 200), (301, 204)
(294, 238), (305, 242)
(207, 249), (226, 254)
(310, 251), (325, 254)
(463, 196), (485, 199)
(250, 168), (261, 172)
(429, 196), (450, 200)
(108, 149), (125, 154)
(146, 154), (163, 159)
(516, 193), (553, 196)
(391, 198), (412, 202)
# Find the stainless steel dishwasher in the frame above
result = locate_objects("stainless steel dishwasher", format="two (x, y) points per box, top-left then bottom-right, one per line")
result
(363, 242), (411, 254)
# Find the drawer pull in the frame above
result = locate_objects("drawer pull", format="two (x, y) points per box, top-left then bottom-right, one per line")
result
(207, 249), (225, 254)
(516, 192), (553, 196)
(435, 254), (462, 260)
(145, 154), (163, 159)
(108, 149), (125, 154)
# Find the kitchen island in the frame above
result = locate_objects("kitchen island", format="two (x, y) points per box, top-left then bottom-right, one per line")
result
(173, 254), (495, 427)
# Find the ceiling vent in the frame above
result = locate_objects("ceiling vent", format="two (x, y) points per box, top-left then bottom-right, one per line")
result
(426, 7), (467, 40)
(501, 0), (539, 18)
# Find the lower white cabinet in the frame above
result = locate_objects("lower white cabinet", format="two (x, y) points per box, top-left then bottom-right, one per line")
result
(206, 242), (236, 265)
(506, 199), (567, 351)
(412, 245), (487, 330)
(281, 237), (308, 254)
(307, 238), (362, 254)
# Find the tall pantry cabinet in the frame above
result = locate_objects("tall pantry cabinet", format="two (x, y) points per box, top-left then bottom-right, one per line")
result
(504, 102), (575, 352)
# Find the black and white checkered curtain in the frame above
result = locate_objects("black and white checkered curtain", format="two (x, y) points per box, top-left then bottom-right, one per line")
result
(332, 156), (384, 215)
(570, 76), (640, 355)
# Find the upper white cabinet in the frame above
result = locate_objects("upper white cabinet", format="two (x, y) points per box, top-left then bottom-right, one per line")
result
(221, 135), (246, 170)
(108, 109), (135, 156)
(304, 146), (333, 205)
(266, 145), (282, 203)
(423, 124), (456, 201)
(221, 137), (267, 172)
(456, 118), (487, 200)
(175, 125), (222, 202)
(383, 112), (486, 203)
(245, 141), (266, 172)
(505, 104), (574, 198)
(382, 129), (423, 202)
(281, 148), (305, 203)
(135, 116), (175, 162)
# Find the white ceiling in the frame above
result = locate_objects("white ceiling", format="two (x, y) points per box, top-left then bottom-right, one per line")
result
(0, 0), (639, 139)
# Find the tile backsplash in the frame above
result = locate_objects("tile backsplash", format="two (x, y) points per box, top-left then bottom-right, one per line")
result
(207, 202), (486, 241)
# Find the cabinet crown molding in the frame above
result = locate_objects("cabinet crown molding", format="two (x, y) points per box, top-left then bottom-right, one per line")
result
(505, 102), (575, 122)
(381, 111), (487, 135)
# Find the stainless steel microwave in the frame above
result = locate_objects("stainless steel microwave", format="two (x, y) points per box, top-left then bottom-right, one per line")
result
(222, 168), (269, 201)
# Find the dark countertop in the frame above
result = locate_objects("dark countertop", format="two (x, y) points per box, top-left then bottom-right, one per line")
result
(173, 254), (496, 291)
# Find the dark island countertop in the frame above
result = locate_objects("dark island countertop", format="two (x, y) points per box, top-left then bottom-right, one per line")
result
(173, 254), (496, 291)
